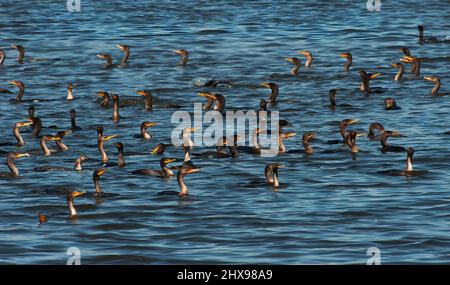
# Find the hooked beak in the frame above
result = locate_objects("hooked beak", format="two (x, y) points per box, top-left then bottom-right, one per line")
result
(97, 168), (108, 177)
(400, 56), (414, 63)
(72, 191), (87, 198)
(370, 73), (381, 79)
(339, 53), (348, 58)
(145, 122), (158, 127)
(13, 153), (30, 158)
(17, 121), (33, 127)
(48, 136), (61, 141)
(135, 90), (148, 96)
(165, 158), (177, 164)
(390, 63), (398, 68)
(285, 57), (295, 63)
(173, 50), (183, 55)
(8, 81), (19, 86)
(96, 54), (109, 60)
(348, 119), (359, 125)
(356, 132), (367, 137)
(103, 135), (118, 142)
(185, 167), (201, 174)
(198, 92), (216, 99)
(281, 132), (296, 139)
(260, 83), (271, 89)
(116, 44), (125, 51)
(150, 145), (162, 154)
(423, 76), (434, 82)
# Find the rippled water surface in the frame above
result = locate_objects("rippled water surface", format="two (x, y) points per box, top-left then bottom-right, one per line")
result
(1, 1), (450, 264)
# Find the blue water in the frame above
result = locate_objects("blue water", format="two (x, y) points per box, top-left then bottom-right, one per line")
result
(0, 0), (450, 264)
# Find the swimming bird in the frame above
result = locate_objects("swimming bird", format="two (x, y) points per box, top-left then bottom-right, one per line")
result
(97, 91), (111, 107)
(391, 63), (404, 81)
(424, 76), (441, 95)
(135, 90), (153, 110)
(0, 153), (29, 178)
(400, 56), (420, 76)
(11, 45), (25, 64)
(368, 122), (385, 140)
(8, 80), (26, 101)
(114, 142), (126, 167)
(74, 155), (88, 171)
(344, 131), (359, 153)
(287, 132), (315, 154)
(384, 98), (401, 110)
(157, 164), (200, 196)
(339, 52), (352, 71)
(418, 25), (439, 44)
(359, 71), (381, 93)
(70, 109), (82, 131)
(96, 54), (113, 67)
(265, 163), (282, 189)
(297, 50), (313, 68)
(67, 191), (86, 218)
(328, 89), (352, 109)
(98, 134), (118, 165)
(203, 79), (232, 88)
(198, 92), (225, 113)
(0, 49), (5, 65)
(137, 121), (158, 139)
(111, 94), (120, 123)
(261, 82), (279, 103)
(380, 131), (405, 153)
(67, 83), (74, 101)
(132, 157), (176, 177)
(339, 118), (359, 142)
(116, 44), (130, 65)
(173, 49), (188, 66)
(286, 57), (301, 75)
(93, 168), (108, 196)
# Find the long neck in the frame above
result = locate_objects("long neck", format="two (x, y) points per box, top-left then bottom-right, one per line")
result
(13, 127), (24, 146)
(360, 76), (370, 93)
(162, 164), (174, 176)
(344, 58), (352, 71)
(291, 64), (300, 75)
(117, 151), (125, 167)
(113, 100), (120, 122)
(329, 94), (336, 108)
(0, 53), (5, 65)
(94, 178), (102, 194)
(141, 126), (151, 139)
(56, 140), (69, 151)
(71, 117), (77, 129)
(177, 173), (188, 195)
(7, 158), (19, 177)
(303, 141), (313, 154)
(406, 155), (413, 172)
(145, 96), (152, 110)
(67, 89), (73, 100)
(228, 146), (239, 158)
(17, 49), (25, 64)
(278, 136), (286, 153)
(418, 28), (424, 42)
(273, 170), (279, 188)
(412, 61), (420, 76)
(184, 146), (191, 162)
(380, 134), (389, 148)
(179, 54), (188, 66)
(203, 98), (214, 111)
(431, 81), (440, 95)
(16, 85), (24, 101)
(339, 123), (348, 140)
(40, 139), (51, 156)
(265, 168), (274, 183)
(67, 198), (77, 217)
(74, 159), (83, 171)
(269, 86), (279, 102)
(32, 120), (41, 137)
(305, 56), (312, 68)
(121, 50), (129, 64)
(98, 140), (108, 163)
(394, 65), (404, 81)
(214, 98), (225, 113)
(252, 129), (260, 148)
(106, 58), (112, 67)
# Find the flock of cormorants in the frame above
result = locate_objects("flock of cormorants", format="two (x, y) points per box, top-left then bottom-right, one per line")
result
(0, 25), (448, 222)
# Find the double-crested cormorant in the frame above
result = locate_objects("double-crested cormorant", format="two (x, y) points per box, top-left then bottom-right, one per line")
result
(286, 57), (301, 75)
(0, 152), (29, 178)
(328, 89), (352, 109)
(391, 63), (404, 81)
(40, 135), (61, 156)
(158, 165), (200, 196)
(339, 52), (352, 71)
(70, 109), (82, 131)
(400, 56), (420, 76)
(344, 131), (358, 153)
(67, 191), (86, 218)
(96, 54), (113, 67)
(278, 131), (296, 153)
(114, 142), (126, 167)
(67, 83), (74, 101)
(13, 121), (33, 146)
(368, 122), (385, 140)
(0, 49), (5, 65)
(98, 134), (118, 164)
(74, 155), (88, 171)
(173, 49), (188, 66)
(418, 25), (439, 44)
(8, 80), (25, 101)
(302, 132), (315, 154)
(203, 79), (232, 87)
(261, 82), (279, 103)
(135, 90), (153, 110)
(265, 163), (282, 189)
(424, 76), (441, 95)
(137, 121), (158, 139)
(384, 98), (401, 110)
(11, 45), (25, 64)
(116, 44), (130, 65)
(132, 157), (176, 177)
(380, 131), (405, 152)
(198, 92), (225, 113)
(93, 168), (108, 196)
(297, 50), (313, 68)
(97, 91), (111, 107)
(111, 94), (120, 123)
(359, 71), (381, 93)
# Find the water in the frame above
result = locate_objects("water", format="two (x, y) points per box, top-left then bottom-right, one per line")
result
(0, 0), (450, 264)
